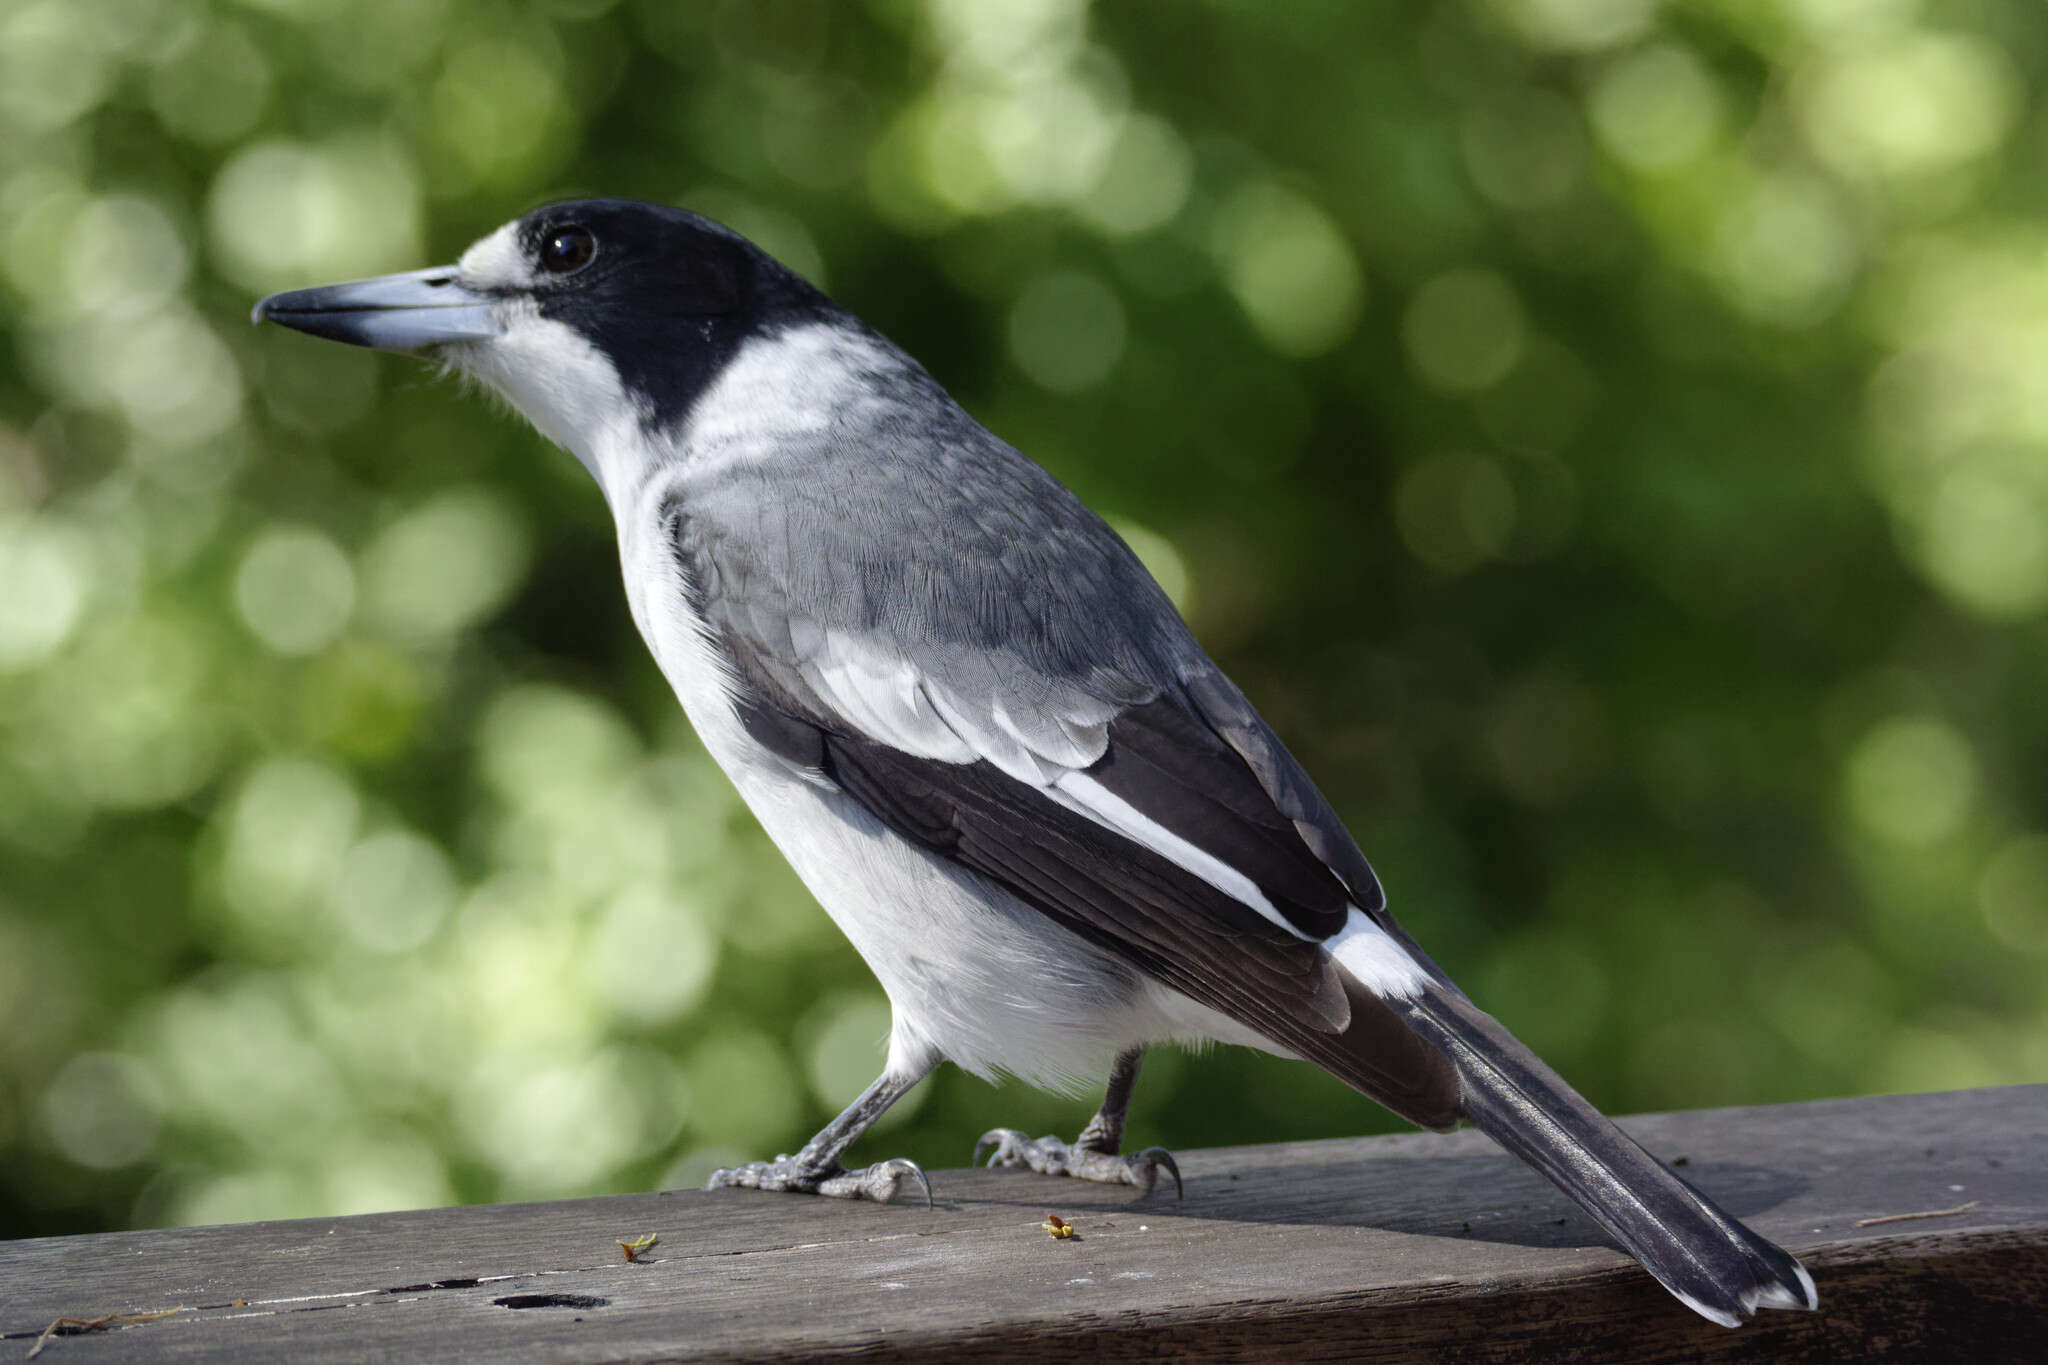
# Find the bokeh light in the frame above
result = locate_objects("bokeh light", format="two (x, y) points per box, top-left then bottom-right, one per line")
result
(590, 882), (719, 1025)
(1008, 270), (1126, 392)
(234, 525), (356, 656)
(1588, 44), (1723, 171)
(1213, 182), (1363, 358)
(40, 1052), (163, 1172)
(1845, 715), (1979, 849)
(1795, 32), (2022, 188)
(208, 136), (424, 293)
(1395, 450), (1518, 573)
(358, 488), (529, 643)
(1402, 271), (1526, 392)
(0, 514), (94, 670)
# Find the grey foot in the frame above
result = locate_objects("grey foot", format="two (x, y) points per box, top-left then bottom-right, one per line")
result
(973, 1129), (1183, 1199)
(706, 1155), (933, 1206)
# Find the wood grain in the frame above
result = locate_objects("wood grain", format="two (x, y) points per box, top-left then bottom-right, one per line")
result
(1, 1086), (2041, 1363)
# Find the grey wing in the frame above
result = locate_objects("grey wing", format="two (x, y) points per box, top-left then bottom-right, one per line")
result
(676, 421), (1174, 778)
(667, 434), (1461, 1129)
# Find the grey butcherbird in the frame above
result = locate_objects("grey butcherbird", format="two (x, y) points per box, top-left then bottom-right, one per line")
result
(255, 199), (1817, 1327)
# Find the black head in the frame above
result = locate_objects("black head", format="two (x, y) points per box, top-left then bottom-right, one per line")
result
(483, 199), (837, 426)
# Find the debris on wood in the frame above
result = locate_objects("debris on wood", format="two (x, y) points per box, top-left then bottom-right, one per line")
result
(618, 1231), (660, 1262)
(1041, 1213), (1077, 1240)
(26, 1306), (190, 1360)
(1855, 1200), (1979, 1228)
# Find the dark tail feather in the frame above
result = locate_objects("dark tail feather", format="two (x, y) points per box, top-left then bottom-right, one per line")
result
(1398, 984), (1817, 1327)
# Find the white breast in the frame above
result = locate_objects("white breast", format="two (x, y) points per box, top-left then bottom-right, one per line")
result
(617, 477), (755, 771)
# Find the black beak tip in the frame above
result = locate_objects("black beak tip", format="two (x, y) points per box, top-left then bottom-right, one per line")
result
(251, 284), (335, 330)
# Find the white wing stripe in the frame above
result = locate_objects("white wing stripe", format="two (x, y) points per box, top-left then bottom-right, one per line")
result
(1049, 773), (1301, 936)
(1047, 776), (1431, 998)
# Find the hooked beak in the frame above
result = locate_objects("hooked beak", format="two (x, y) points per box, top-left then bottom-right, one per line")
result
(252, 266), (502, 350)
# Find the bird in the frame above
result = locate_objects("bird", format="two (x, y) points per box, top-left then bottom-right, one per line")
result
(254, 198), (1817, 1327)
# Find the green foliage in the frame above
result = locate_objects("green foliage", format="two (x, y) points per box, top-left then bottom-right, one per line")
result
(1, 0), (2043, 1238)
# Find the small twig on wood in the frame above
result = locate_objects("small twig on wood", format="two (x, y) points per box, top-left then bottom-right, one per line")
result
(1854, 1199), (1980, 1228)
(618, 1231), (660, 1263)
(26, 1307), (190, 1360)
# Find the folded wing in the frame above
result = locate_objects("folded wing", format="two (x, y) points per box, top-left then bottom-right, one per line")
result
(670, 488), (1460, 1129)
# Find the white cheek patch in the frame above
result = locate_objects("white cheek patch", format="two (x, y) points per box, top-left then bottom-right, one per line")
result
(457, 223), (533, 292)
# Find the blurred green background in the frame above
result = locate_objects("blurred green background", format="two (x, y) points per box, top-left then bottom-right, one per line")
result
(2, 0), (2044, 1241)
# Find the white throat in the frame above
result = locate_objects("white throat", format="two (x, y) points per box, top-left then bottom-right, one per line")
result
(444, 221), (671, 511)
(450, 303), (664, 511)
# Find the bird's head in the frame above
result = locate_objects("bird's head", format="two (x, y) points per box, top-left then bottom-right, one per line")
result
(254, 199), (831, 493)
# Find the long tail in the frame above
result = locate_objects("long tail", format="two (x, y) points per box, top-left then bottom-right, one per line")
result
(1394, 983), (1818, 1327)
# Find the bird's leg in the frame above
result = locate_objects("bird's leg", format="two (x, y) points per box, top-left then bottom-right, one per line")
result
(975, 1048), (1182, 1198)
(706, 1056), (937, 1205)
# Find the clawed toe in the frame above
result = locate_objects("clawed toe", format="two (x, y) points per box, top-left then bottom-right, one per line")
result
(819, 1157), (934, 1207)
(1065, 1142), (1182, 1198)
(974, 1127), (1043, 1170)
(971, 1128), (1181, 1199)
(708, 1155), (933, 1206)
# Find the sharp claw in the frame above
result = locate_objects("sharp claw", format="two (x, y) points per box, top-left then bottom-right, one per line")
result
(1140, 1146), (1184, 1200)
(900, 1159), (934, 1210)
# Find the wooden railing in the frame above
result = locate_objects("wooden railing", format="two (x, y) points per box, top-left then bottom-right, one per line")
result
(2, 1086), (2041, 1362)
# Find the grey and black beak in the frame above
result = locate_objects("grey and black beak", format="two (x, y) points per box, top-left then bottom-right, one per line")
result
(252, 266), (502, 350)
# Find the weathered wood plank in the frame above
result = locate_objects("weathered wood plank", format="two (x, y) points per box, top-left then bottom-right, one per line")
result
(1, 1086), (2041, 1362)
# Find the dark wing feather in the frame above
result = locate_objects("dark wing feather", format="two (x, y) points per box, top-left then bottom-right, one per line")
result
(1092, 694), (1353, 938)
(821, 727), (1462, 1130)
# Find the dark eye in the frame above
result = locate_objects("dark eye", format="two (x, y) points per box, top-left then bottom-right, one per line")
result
(538, 225), (596, 275)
